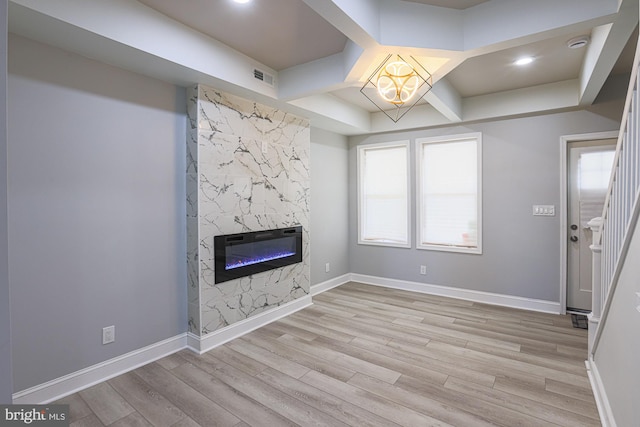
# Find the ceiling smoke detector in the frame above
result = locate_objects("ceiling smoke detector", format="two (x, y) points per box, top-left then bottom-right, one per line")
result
(567, 36), (590, 49)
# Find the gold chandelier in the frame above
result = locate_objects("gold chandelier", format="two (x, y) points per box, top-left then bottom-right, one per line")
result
(360, 54), (433, 123)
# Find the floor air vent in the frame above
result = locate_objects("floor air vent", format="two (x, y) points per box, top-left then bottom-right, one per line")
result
(253, 68), (274, 87)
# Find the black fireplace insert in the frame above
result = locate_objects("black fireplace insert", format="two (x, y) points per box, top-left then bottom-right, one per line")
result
(214, 226), (302, 284)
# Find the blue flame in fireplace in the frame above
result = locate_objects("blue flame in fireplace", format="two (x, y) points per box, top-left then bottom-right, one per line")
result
(226, 250), (296, 270)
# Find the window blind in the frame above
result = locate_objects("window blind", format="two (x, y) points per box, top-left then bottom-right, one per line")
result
(359, 143), (409, 246)
(419, 137), (480, 250)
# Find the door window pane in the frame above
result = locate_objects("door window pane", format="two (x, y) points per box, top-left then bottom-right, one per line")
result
(579, 151), (615, 190)
(578, 150), (615, 226)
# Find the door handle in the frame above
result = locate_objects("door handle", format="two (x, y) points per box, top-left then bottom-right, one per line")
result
(570, 236), (578, 242)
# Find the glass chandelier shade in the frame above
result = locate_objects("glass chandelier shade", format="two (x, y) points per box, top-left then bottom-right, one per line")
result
(377, 61), (420, 105)
(360, 54), (433, 123)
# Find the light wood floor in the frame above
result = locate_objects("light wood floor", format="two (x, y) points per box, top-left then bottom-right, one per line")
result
(57, 282), (600, 426)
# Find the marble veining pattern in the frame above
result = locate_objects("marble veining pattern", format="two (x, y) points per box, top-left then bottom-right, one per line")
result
(186, 87), (201, 334)
(186, 84), (310, 336)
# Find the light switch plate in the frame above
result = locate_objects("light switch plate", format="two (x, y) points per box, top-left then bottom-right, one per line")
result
(533, 205), (555, 216)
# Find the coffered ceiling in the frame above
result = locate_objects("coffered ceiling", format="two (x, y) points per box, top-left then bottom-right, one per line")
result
(403, 0), (489, 9)
(135, 0), (349, 71)
(7, 0), (639, 135)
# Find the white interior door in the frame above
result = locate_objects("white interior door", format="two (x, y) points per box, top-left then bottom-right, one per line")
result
(567, 139), (616, 312)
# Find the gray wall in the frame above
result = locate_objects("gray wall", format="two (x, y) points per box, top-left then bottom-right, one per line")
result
(0, 0), (13, 403)
(310, 127), (349, 285)
(593, 215), (640, 426)
(8, 35), (187, 392)
(349, 108), (621, 302)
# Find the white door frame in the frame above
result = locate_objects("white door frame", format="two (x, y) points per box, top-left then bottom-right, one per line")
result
(559, 131), (619, 315)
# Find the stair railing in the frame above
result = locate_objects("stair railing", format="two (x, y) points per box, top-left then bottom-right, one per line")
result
(589, 36), (640, 355)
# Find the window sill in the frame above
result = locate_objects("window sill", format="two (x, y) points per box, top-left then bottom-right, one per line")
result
(416, 244), (482, 254)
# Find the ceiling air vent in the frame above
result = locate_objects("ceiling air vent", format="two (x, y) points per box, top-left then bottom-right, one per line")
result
(253, 68), (275, 87)
(567, 36), (589, 49)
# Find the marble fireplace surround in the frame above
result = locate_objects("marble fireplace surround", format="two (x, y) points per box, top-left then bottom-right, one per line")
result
(186, 85), (311, 351)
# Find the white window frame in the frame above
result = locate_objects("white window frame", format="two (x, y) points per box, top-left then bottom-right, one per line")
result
(416, 133), (482, 254)
(357, 140), (411, 248)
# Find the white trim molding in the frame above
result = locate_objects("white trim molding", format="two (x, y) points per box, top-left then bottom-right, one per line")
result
(559, 130), (619, 315)
(357, 140), (412, 249)
(586, 357), (617, 427)
(13, 276), (564, 405)
(310, 273), (351, 296)
(415, 132), (483, 255)
(11, 294), (313, 405)
(12, 333), (188, 405)
(188, 295), (312, 354)
(350, 273), (561, 314)
(586, 313), (600, 356)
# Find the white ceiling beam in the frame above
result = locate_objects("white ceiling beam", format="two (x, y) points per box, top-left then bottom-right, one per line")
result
(424, 78), (463, 123)
(463, 80), (580, 122)
(8, 0), (278, 98)
(342, 40), (367, 80)
(8, 0), (632, 137)
(9, 0), (375, 136)
(302, 0), (617, 55)
(278, 40), (366, 101)
(378, 1), (463, 51)
(463, 0), (618, 52)
(355, 0), (619, 126)
(279, 54), (464, 130)
(369, 80), (582, 134)
(300, 0), (379, 49)
(369, 103), (453, 134)
(8, 0), (374, 133)
(372, 0), (618, 54)
(579, 0), (639, 105)
(288, 94), (371, 134)
(278, 53), (351, 101)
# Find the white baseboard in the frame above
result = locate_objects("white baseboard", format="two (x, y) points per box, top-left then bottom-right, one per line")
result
(310, 273), (351, 296)
(586, 357), (617, 427)
(12, 274), (561, 405)
(186, 332), (201, 353)
(587, 313), (600, 354)
(12, 295), (312, 404)
(349, 273), (562, 314)
(188, 295), (312, 354)
(12, 333), (188, 405)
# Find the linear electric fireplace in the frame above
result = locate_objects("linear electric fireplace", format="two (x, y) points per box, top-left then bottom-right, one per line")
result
(214, 226), (303, 284)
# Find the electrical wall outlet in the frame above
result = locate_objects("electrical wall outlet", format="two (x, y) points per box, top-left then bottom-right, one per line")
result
(102, 325), (115, 345)
(420, 265), (427, 275)
(325, 262), (330, 273)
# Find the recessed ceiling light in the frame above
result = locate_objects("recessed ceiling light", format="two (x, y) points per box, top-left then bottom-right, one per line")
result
(514, 56), (534, 66)
(233, 0), (252, 3)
